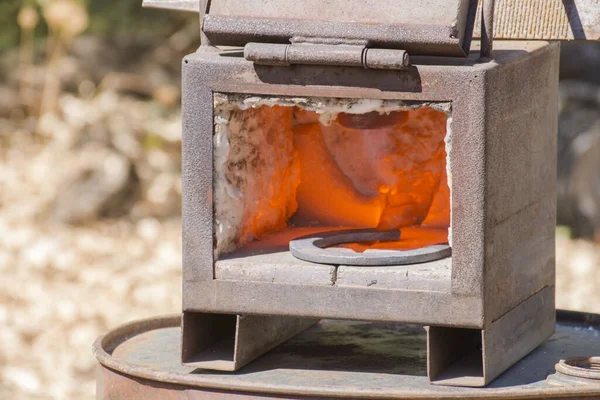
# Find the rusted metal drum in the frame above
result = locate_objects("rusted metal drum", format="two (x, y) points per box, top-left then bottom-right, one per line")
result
(94, 311), (600, 399)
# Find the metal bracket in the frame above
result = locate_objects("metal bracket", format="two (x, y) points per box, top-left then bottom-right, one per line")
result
(428, 286), (555, 387)
(244, 38), (411, 70)
(181, 312), (317, 371)
(480, 0), (495, 60)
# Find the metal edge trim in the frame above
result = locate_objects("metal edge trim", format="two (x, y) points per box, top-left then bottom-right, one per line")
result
(142, 0), (200, 12)
(202, 15), (466, 57)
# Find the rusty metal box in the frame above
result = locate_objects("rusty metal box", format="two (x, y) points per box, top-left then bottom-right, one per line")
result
(122, 0), (600, 391)
(180, 35), (559, 386)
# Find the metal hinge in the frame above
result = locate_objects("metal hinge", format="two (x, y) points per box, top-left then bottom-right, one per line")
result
(244, 37), (411, 70)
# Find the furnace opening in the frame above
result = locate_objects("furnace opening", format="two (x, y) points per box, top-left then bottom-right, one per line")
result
(214, 95), (451, 260)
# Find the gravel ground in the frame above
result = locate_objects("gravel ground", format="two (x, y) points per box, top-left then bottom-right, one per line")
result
(0, 89), (183, 399)
(556, 229), (600, 314)
(0, 218), (182, 399)
(0, 91), (599, 399)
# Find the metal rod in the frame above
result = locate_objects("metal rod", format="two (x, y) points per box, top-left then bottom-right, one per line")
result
(199, 0), (215, 48)
(245, 42), (410, 70)
(480, 0), (495, 60)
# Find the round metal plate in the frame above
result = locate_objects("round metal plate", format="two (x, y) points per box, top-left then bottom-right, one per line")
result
(95, 311), (600, 399)
(289, 228), (451, 266)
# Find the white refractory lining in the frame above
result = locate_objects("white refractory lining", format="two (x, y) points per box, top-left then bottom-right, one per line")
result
(213, 94), (452, 258)
(445, 116), (453, 247)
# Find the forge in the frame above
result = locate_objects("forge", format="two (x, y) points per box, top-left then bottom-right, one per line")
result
(180, 38), (558, 386)
(95, 0), (600, 397)
(114, 0), (577, 390)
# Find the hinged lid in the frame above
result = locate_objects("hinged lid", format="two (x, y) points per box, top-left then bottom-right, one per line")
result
(143, 0), (600, 51)
(201, 0), (476, 57)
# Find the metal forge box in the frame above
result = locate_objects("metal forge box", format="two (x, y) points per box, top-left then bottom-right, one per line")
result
(180, 0), (558, 387)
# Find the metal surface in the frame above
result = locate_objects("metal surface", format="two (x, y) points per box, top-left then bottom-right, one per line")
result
(180, 41), (558, 383)
(181, 312), (317, 371)
(289, 229), (451, 267)
(473, 0), (600, 41)
(95, 311), (600, 399)
(428, 287), (555, 387)
(142, 0), (198, 12)
(480, 0), (495, 59)
(143, 0), (600, 42)
(202, 0), (475, 57)
(244, 42), (411, 70)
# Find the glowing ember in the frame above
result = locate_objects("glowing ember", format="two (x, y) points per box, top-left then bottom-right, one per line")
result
(291, 123), (385, 228)
(214, 98), (450, 257)
(318, 106), (449, 230)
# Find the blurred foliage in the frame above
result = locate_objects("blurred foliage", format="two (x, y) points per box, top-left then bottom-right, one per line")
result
(0, 0), (195, 51)
(0, 1), (25, 50)
(86, 0), (193, 37)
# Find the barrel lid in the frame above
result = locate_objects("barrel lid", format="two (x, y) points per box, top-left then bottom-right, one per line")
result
(95, 311), (600, 398)
(201, 0), (476, 57)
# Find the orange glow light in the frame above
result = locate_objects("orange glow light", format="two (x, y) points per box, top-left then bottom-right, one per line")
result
(226, 105), (450, 252)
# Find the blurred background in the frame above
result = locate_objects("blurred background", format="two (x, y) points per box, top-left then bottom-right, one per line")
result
(0, 1), (599, 399)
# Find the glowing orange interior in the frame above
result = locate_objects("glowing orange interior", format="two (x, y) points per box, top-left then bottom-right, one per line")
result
(217, 104), (450, 253)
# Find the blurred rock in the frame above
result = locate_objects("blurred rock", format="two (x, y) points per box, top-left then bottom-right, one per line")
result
(43, 0), (89, 41)
(557, 80), (600, 238)
(557, 232), (600, 313)
(0, 86), (20, 118)
(66, 34), (186, 98)
(0, 16), (193, 400)
(152, 84), (180, 106)
(560, 42), (600, 85)
(17, 6), (40, 32)
(52, 144), (139, 224)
